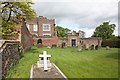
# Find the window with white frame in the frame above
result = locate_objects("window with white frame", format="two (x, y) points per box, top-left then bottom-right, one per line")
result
(33, 24), (38, 31)
(43, 24), (51, 31)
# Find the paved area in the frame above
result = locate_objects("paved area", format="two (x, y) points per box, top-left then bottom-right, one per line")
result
(32, 63), (67, 79)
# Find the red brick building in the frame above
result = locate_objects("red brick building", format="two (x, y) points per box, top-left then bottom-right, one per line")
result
(26, 16), (58, 46)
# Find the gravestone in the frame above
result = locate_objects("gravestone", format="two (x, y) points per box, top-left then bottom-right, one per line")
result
(38, 43), (42, 48)
(106, 46), (110, 50)
(85, 44), (89, 50)
(47, 44), (52, 49)
(78, 45), (82, 52)
(37, 51), (51, 71)
(61, 42), (65, 48)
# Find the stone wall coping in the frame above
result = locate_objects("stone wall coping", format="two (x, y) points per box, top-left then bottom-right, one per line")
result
(0, 40), (20, 53)
(80, 37), (102, 40)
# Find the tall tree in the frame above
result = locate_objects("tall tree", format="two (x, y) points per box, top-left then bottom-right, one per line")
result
(0, 2), (37, 37)
(55, 26), (66, 38)
(92, 22), (116, 40)
(64, 28), (71, 34)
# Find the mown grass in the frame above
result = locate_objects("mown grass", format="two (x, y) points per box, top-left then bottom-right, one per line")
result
(6, 46), (119, 78)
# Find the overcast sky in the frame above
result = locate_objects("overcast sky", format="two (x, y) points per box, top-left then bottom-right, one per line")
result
(32, 0), (119, 37)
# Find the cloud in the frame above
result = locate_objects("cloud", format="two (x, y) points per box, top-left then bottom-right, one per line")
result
(32, 0), (119, 37)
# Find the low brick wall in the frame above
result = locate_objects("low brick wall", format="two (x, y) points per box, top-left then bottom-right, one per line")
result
(0, 40), (22, 78)
(33, 37), (58, 46)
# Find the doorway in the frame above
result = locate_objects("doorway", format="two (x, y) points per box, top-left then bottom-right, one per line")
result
(71, 39), (76, 47)
(37, 39), (42, 44)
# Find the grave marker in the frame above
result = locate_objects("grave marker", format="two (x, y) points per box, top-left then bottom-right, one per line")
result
(31, 51), (67, 79)
(43, 51), (47, 71)
(38, 51), (51, 71)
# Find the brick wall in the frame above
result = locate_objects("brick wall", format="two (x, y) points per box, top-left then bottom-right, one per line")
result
(26, 16), (56, 37)
(33, 37), (58, 46)
(80, 37), (102, 49)
(0, 40), (22, 78)
(57, 37), (102, 48)
(0, 18), (33, 78)
(57, 39), (68, 47)
(16, 18), (33, 50)
(38, 16), (55, 37)
(26, 16), (58, 46)
(42, 37), (58, 46)
(21, 19), (33, 50)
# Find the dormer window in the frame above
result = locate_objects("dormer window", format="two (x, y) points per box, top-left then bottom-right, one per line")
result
(43, 24), (51, 31)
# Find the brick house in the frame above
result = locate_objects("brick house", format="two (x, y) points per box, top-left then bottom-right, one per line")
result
(26, 16), (58, 46)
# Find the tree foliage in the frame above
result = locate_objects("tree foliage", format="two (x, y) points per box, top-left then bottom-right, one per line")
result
(64, 28), (71, 34)
(92, 22), (116, 40)
(0, 2), (37, 38)
(55, 26), (66, 38)
(1, 2), (37, 22)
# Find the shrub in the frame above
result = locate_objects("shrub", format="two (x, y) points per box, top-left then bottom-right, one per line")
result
(102, 39), (120, 48)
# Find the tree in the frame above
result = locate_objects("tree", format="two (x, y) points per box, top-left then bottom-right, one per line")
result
(64, 28), (71, 34)
(1, 2), (37, 22)
(0, 2), (37, 38)
(92, 22), (116, 40)
(55, 26), (66, 38)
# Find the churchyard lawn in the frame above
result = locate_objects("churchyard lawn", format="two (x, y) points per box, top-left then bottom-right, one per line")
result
(6, 46), (119, 78)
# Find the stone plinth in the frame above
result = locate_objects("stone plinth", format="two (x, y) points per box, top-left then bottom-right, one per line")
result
(31, 63), (67, 79)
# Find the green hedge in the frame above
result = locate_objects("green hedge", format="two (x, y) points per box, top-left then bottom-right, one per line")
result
(102, 40), (120, 48)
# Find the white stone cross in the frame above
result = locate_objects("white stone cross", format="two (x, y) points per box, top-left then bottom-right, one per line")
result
(39, 51), (51, 71)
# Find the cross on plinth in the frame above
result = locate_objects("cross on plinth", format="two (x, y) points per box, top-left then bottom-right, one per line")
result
(39, 51), (51, 71)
